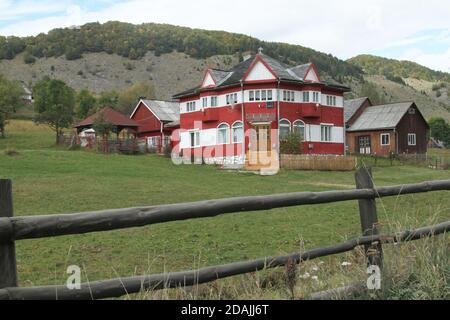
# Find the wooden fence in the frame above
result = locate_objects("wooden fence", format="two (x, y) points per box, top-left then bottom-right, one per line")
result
(0, 167), (449, 300)
(281, 155), (357, 171)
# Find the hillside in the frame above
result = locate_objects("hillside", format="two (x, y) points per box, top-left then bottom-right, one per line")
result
(348, 54), (450, 83)
(1, 21), (450, 121)
(0, 21), (362, 81)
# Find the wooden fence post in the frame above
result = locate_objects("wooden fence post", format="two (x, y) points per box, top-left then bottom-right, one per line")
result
(355, 167), (383, 268)
(0, 179), (18, 289)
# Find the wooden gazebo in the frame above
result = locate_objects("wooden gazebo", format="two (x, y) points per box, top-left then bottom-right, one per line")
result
(73, 107), (140, 153)
(74, 107), (139, 135)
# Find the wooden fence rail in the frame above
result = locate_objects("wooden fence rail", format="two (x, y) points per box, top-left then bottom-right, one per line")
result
(0, 220), (448, 300)
(1, 179), (450, 242)
(0, 167), (449, 300)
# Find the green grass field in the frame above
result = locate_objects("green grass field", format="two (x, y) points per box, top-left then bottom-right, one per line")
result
(0, 120), (449, 298)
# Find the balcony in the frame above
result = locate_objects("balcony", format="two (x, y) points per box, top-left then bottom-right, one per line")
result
(202, 108), (220, 122)
(302, 103), (321, 118)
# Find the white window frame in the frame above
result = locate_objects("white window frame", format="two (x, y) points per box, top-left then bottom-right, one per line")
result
(312, 92), (319, 103)
(202, 97), (208, 108)
(232, 121), (244, 144)
(210, 96), (218, 107)
(293, 120), (305, 140)
(249, 91), (255, 101)
(303, 91), (310, 103)
(255, 90), (261, 101)
(408, 133), (416, 146)
(279, 119), (291, 140)
(321, 125), (332, 142)
(267, 90), (273, 101)
(380, 133), (390, 146)
(217, 123), (230, 145)
(189, 130), (200, 148)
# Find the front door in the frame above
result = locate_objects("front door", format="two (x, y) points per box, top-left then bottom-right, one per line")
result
(358, 136), (371, 155)
(248, 124), (272, 166)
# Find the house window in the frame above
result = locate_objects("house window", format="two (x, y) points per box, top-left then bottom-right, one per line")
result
(279, 119), (291, 140)
(217, 123), (230, 144)
(293, 120), (305, 140)
(226, 93), (238, 105)
(255, 90), (261, 101)
(187, 101), (196, 112)
(302, 91), (310, 103)
(189, 131), (200, 147)
(408, 133), (416, 146)
(261, 90), (267, 101)
(226, 94), (230, 105)
(321, 125), (332, 142)
(233, 93), (238, 104)
(283, 90), (295, 102)
(267, 90), (273, 101)
(381, 133), (390, 146)
(249, 91), (255, 101)
(210, 96), (218, 107)
(202, 97), (208, 108)
(326, 95), (337, 106)
(312, 92), (319, 103)
(232, 121), (244, 144)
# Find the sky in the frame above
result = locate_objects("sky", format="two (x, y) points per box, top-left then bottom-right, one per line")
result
(1, 0), (450, 73)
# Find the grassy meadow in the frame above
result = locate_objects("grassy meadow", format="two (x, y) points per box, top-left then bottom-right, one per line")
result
(0, 120), (449, 299)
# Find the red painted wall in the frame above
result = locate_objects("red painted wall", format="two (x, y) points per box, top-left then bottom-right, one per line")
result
(131, 102), (162, 136)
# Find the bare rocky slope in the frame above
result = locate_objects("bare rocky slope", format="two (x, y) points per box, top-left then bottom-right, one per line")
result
(1, 50), (450, 121)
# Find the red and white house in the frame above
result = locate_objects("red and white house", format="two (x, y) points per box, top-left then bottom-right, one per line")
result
(172, 50), (350, 166)
(130, 99), (180, 152)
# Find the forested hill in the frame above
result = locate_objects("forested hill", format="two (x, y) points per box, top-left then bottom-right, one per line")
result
(0, 21), (362, 81)
(348, 54), (450, 83)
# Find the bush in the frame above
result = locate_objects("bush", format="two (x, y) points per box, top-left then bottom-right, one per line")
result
(280, 133), (303, 154)
(23, 52), (36, 64)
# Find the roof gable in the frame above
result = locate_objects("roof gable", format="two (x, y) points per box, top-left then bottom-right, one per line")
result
(201, 70), (216, 88)
(135, 99), (180, 122)
(242, 55), (277, 82)
(304, 64), (320, 82)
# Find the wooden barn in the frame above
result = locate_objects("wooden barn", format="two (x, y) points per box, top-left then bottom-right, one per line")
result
(130, 99), (180, 152)
(344, 100), (429, 156)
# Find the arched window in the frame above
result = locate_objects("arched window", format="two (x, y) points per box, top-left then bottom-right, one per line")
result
(217, 123), (230, 144)
(293, 120), (305, 140)
(279, 119), (291, 140)
(232, 121), (244, 144)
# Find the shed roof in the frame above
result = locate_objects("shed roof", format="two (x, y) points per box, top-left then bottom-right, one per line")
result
(344, 97), (369, 123)
(347, 102), (415, 132)
(74, 107), (138, 128)
(139, 100), (180, 122)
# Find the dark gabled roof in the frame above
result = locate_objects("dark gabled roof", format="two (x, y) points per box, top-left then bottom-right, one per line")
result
(74, 107), (138, 128)
(344, 97), (369, 123)
(209, 69), (233, 86)
(173, 53), (350, 98)
(347, 102), (416, 132)
(139, 100), (179, 122)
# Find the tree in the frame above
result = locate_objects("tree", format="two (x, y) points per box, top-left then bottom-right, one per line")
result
(428, 117), (450, 147)
(97, 90), (119, 109)
(33, 77), (75, 144)
(359, 81), (387, 105)
(118, 81), (155, 115)
(0, 75), (24, 138)
(76, 89), (97, 119)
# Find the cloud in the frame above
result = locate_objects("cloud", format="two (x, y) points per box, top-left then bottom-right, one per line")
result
(0, 0), (450, 73)
(399, 48), (450, 73)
